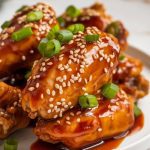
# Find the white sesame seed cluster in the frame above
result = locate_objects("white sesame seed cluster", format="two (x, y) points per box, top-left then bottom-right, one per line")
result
(22, 26), (120, 120)
(0, 3), (56, 46)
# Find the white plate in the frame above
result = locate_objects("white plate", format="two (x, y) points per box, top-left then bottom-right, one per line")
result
(0, 0), (150, 149)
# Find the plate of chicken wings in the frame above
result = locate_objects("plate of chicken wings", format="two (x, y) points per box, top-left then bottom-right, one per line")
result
(0, 1), (149, 150)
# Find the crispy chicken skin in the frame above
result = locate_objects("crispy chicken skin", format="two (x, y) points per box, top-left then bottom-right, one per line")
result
(34, 89), (134, 149)
(0, 82), (30, 139)
(60, 3), (128, 51)
(22, 27), (120, 119)
(0, 3), (57, 78)
(113, 54), (149, 99)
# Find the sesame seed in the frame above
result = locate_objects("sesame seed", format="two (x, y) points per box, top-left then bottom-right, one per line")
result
(46, 89), (50, 95)
(49, 104), (54, 108)
(66, 116), (70, 120)
(35, 83), (39, 88)
(53, 115), (58, 118)
(48, 109), (51, 113)
(61, 98), (65, 102)
(28, 87), (35, 91)
(70, 112), (75, 116)
(66, 121), (71, 125)
(98, 128), (102, 132)
(22, 55), (26, 61)
(77, 118), (81, 123)
(52, 90), (56, 96)
(41, 94), (44, 99)
(49, 98), (54, 102)
(57, 120), (60, 124)
(56, 102), (61, 105)
(68, 102), (72, 105)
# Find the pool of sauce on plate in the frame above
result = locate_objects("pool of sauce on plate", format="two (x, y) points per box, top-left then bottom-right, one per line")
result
(31, 113), (144, 150)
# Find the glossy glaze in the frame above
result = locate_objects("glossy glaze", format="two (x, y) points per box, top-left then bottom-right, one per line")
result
(22, 26), (120, 120)
(0, 3), (57, 78)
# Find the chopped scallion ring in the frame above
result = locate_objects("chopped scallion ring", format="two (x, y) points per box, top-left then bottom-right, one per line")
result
(25, 71), (31, 79)
(85, 34), (99, 43)
(26, 11), (43, 22)
(66, 5), (80, 18)
(79, 94), (98, 108)
(105, 21), (121, 37)
(119, 55), (125, 61)
(101, 83), (119, 99)
(47, 25), (60, 40)
(56, 30), (73, 43)
(38, 38), (61, 58)
(11, 27), (33, 42)
(4, 138), (18, 150)
(1, 21), (11, 29)
(67, 24), (85, 34)
(57, 17), (66, 27)
(16, 5), (28, 12)
(134, 104), (142, 117)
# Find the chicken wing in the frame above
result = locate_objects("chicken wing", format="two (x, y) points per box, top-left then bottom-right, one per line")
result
(0, 82), (30, 139)
(0, 3), (57, 78)
(60, 3), (128, 51)
(22, 27), (120, 119)
(113, 54), (149, 99)
(34, 89), (134, 149)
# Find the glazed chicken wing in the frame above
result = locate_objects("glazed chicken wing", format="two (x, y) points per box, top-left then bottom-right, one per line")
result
(34, 89), (134, 149)
(113, 54), (149, 99)
(60, 3), (128, 51)
(0, 3), (57, 78)
(0, 82), (30, 139)
(22, 27), (120, 119)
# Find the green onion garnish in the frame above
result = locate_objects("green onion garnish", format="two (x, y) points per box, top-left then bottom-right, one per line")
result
(11, 27), (33, 42)
(134, 104), (142, 117)
(26, 11), (43, 22)
(67, 24), (85, 34)
(57, 17), (65, 27)
(1, 21), (11, 29)
(79, 94), (98, 108)
(38, 39), (61, 58)
(105, 21), (121, 37)
(16, 5), (28, 12)
(4, 138), (18, 150)
(25, 71), (31, 79)
(56, 30), (73, 43)
(101, 83), (119, 99)
(66, 5), (80, 18)
(47, 25), (60, 40)
(119, 55), (125, 61)
(85, 34), (99, 43)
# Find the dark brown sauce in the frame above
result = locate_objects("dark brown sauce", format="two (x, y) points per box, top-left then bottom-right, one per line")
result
(31, 114), (144, 150)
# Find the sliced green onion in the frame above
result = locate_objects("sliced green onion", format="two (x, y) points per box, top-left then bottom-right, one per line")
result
(47, 25), (60, 40)
(57, 17), (66, 27)
(38, 39), (61, 58)
(11, 27), (33, 42)
(56, 30), (73, 43)
(79, 94), (98, 108)
(16, 5), (28, 12)
(4, 138), (18, 150)
(101, 83), (119, 99)
(119, 55), (125, 61)
(25, 71), (31, 79)
(26, 11), (43, 22)
(134, 104), (142, 117)
(67, 24), (85, 34)
(105, 21), (121, 37)
(1, 21), (11, 29)
(85, 34), (99, 43)
(66, 5), (80, 18)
